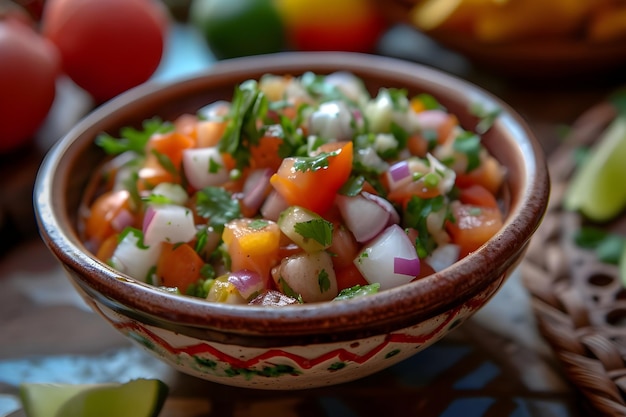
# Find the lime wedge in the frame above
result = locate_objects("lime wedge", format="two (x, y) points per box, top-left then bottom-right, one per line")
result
(564, 114), (626, 222)
(19, 379), (168, 417)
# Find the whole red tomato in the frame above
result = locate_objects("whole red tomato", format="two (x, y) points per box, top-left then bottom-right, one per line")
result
(41, 0), (168, 103)
(0, 18), (59, 154)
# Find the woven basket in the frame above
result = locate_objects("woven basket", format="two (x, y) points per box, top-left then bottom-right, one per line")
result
(522, 101), (626, 416)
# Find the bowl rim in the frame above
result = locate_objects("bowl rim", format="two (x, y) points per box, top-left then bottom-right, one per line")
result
(33, 51), (549, 343)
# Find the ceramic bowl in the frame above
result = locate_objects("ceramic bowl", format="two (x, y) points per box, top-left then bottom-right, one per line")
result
(34, 52), (549, 390)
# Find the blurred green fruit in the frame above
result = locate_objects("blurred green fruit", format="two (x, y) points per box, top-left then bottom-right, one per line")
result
(189, 0), (286, 60)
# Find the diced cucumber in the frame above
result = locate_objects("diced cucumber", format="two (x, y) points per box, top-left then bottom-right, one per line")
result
(277, 206), (332, 253)
(20, 379), (168, 417)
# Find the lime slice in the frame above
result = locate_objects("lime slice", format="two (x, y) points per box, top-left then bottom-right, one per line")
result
(564, 114), (626, 222)
(19, 379), (168, 417)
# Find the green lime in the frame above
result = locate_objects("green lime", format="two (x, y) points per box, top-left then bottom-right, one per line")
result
(564, 114), (626, 222)
(189, 0), (286, 60)
(20, 379), (168, 417)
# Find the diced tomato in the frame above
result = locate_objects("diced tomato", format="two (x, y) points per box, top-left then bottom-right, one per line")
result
(270, 141), (353, 215)
(387, 179), (441, 206)
(250, 134), (284, 171)
(335, 263), (368, 291)
(195, 120), (227, 148)
(446, 201), (503, 257)
(156, 242), (205, 291)
(137, 153), (175, 191)
(456, 154), (505, 195)
(328, 223), (359, 269)
(96, 233), (119, 262)
(84, 189), (133, 247)
(146, 131), (195, 167)
(222, 218), (281, 284)
(459, 184), (499, 209)
(407, 133), (429, 157)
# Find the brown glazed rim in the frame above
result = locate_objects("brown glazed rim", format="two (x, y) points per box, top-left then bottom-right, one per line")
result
(34, 52), (549, 345)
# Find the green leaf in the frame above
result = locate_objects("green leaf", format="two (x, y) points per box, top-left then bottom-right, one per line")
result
(470, 102), (501, 134)
(118, 227), (149, 249)
(293, 151), (336, 172)
(195, 187), (241, 233)
(334, 283), (380, 300)
(403, 195), (448, 258)
(453, 130), (482, 172)
(318, 269), (331, 293)
(413, 93), (442, 110)
(96, 118), (173, 155)
(219, 80), (267, 170)
(294, 218), (333, 246)
(339, 175), (365, 196)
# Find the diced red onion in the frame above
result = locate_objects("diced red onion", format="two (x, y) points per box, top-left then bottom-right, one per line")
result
(111, 208), (134, 232)
(414, 109), (448, 131)
(389, 160), (411, 183)
(336, 194), (390, 243)
(393, 257), (420, 277)
(361, 191), (400, 226)
(260, 190), (289, 222)
(242, 168), (273, 214)
(228, 269), (265, 300)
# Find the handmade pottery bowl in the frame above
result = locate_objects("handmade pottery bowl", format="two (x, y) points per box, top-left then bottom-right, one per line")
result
(34, 52), (549, 390)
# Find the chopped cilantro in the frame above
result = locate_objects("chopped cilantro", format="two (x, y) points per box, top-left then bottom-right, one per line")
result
(403, 195), (449, 258)
(293, 150), (338, 173)
(453, 130), (481, 172)
(195, 187), (241, 233)
(219, 79), (268, 170)
(208, 157), (222, 173)
(470, 102), (501, 134)
(96, 117), (172, 155)
(248, 219), (270, 230)
(386, 88), (409, 111)
(318, 269), (331, 293)
(334, 283), (380, 300)
(142, 194), (172, 205)
(151, 149), (179, 180)
(118, 227), (149, 249)
(339, 175), (365, 196)
(294, 218), (333, 246)
(278, 277), (303, 303)
(413, 93), (442, 110)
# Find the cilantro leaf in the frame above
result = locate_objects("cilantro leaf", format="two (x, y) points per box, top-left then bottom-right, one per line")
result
(318, 269), (331, 293)
(453, 130), (482, 172)
(334, 283), (380, 300)
(403, 195), (449, 258)
(292, 151), (337, 172)
(219, 80), (268, 170)
(294, 218), (333, 246)
(96, 117), (173, 155)
(470, 102), (501, 134)
(195, 187), (241, 233)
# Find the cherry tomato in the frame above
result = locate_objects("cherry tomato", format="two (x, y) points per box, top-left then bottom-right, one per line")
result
(0, 18), (59, 154)
(41, 0), (168, 103)
(275, 0), (388, 52)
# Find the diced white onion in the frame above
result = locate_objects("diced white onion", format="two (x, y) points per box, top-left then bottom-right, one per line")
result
(142, 204), (197, 246)
(354, 224), (419, 291)
(110, 232), (162, 282)
(182, 147), (229, 190)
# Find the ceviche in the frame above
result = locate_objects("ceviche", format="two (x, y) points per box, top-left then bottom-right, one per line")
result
(80, 72), (506, 306)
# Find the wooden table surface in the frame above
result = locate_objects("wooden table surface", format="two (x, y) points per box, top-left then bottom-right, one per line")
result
(1, 23), (624, 417)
